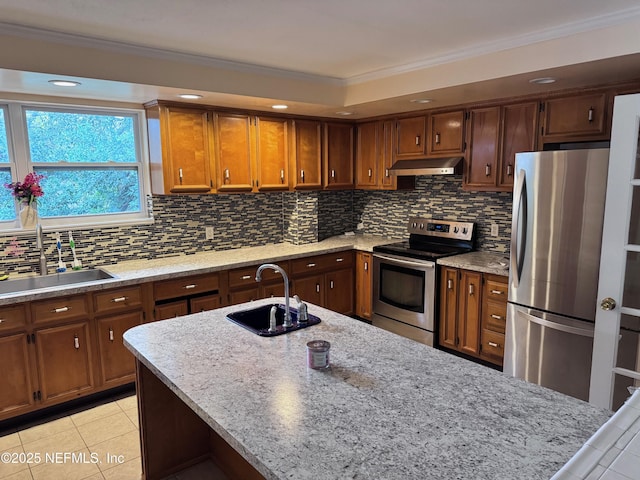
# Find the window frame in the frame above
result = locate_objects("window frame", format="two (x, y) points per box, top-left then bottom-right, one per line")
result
(0, 100), (152, 233)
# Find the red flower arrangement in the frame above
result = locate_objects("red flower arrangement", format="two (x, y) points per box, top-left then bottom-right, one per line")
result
(4, 172), (45, 205)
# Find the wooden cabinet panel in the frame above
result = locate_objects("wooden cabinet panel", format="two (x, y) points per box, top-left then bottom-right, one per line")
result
(292, 120), (322, 189)
(324, 123), (354, 189)
(93, 286), (143, 315)
(465, 107), (500, 188)
(380, 121), (397, 189)
(154, 273), (219, 301)
(190, 295), (221, 313)
(0, 304), (27, 333)
(215, 113), (253, 191)
(356, 121), (378, 188)
(395, 116), (427, 158)
(155, 300), (188, 320)
(326, 267), (354, 315)
(97, 311), (142, 385)
(262, 283), (285, 299)
(292, 274), (324, 307)
(499, 102), (538, 188)
(458, 271), (482, 356)
(542, 93), (608, 141)
(481, 329), (505, 363)
(255, 116), (289, 191)
(229, 288), (261, 305)
(0, 333), (35, 418)
(32, 294), (89, 326)
(438, 267), (459, 350)
(429, 111), (464, 155)
(35, 322), (94, 403)
(480, 274), (508, 366)
(355, 251), (372, 319)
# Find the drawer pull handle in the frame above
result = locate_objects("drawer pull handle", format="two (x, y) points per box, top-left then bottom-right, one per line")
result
(280, 169), (285, 183)
(488, 341), (499, 348)
(588, 107), (594, 122)
(506, 164), (513, 177)
(447, 279), (453, 290)
(336, 258), (344, 262)
(224, 169), (230, 181)
(415, 135), (421, 146)
(491, 314), (503, 320)
(385, 168), (390, 178)
(490, 290), (504, 295)
(178, 168), (183, 184)
(300, 169), (305, 182)
(331, 169), (336, 179)
(183, 284), (197, 290)
(307, 263), (316, 268)
(368, 168), (372, 178)
(330, 280), (334, 289)
(74, 335), (80, 349)
(316, 284), (320, 293)
(435, 133), (441, 145)
(53, 306), (70, 313)
(241, 275), (252, 280)
(111, 296), (127, 303)
(109, 328), (114, 342)
(364, 261), (368, 272)
(0, 319), (4, 324)
(468, 284), (474, 295)
(485, 164), (491, 176)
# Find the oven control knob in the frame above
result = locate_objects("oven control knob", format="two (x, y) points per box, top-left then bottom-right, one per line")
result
(462, 227), (468, 234)
(419, 223), (424, 230)
(412, 222), (418, 229)
(453, 227), (459, 233)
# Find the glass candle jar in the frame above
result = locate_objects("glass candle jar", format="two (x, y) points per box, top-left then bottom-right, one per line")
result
(307, 340), (330, 369)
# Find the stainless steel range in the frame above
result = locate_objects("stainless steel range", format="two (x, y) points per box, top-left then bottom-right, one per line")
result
(372, 218), (475, 346)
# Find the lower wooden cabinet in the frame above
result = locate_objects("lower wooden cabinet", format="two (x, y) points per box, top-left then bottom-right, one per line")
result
(0, 332), (35, 417)
(438, 266), (507, 367)
(97, 311), (144, 386)
(155, 300), (189, 320)
(355, 251), (372, 319)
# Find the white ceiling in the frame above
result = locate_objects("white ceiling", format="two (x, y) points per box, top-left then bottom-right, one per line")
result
(1, 0), (640, 118)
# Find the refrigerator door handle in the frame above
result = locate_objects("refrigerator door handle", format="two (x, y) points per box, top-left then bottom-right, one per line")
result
(511, 169), (527, 287)
(523, 309), (594, 338)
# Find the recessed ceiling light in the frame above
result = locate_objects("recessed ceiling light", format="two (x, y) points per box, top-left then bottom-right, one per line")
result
(272, 104), (288, 110)
(49, 80), (81, 87)
(529, 77), (556, 85)
(335, 111), (354, 116)
(178, 94), (203, 99)
(410, 99), (432, 104)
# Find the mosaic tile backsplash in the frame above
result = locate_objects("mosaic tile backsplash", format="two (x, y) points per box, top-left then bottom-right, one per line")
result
(1, 176), (512, 276)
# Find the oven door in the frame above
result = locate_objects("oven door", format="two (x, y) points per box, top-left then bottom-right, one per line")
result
(372, 253), (435, 332)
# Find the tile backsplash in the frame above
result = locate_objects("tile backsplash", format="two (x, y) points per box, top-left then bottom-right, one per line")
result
(1, 176), (512, 275)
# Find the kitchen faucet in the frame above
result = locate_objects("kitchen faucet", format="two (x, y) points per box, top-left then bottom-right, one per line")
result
(255, 263), (292, 328)
(36, 223), (47, 276)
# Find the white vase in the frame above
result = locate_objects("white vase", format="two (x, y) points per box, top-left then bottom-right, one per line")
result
(19, 204), (38, 229)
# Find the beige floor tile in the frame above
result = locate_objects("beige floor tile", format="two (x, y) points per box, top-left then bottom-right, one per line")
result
(0, 433), (21, 451)
(77, 413), (136, 448)
(101, 456), (141, 480)
(89, 431), (140, 472)
(175, 460), (229, 480)
(30, 448), (101, 480)
(114, 396), (137, 412)
(0, 469), (33, 480)
(81, 473), (105, 480)
(122, 408), (139, 428)
(71, 402), (123, 428)
(0, 445), (28, 478)
(22, 428), (86, 458)
(18, 417), (75, 445)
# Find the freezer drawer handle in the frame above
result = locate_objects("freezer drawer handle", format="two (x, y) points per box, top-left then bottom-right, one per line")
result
(524, 310), (594, 337)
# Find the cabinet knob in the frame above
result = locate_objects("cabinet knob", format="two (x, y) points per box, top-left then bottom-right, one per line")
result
(506, 164), (513, 177)
(330, 280), (334, 289)
(385, 168), (390, 178)
(241, 275), (252, 280)
(331, 169), (336, 179)
(336, 258), (344, 262)
(307, 263), (316, 268)
(485, 164), (491, 176)
(588, 107), (594, 123)
(364, 261), (368, 272)
(108, 328), (114, 342)
(491, 314), (503, 320)
(224, 169), (230, 181)
(490, 290), (504, 295)
(368, 168), (372, 178)
(280, 169), (285, 183)
(74, 335), (80, 349)
(0, 319), (4, 324)
(316, 284), (320, 293)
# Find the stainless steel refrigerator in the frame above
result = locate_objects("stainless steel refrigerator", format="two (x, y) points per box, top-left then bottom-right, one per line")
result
(504, 148), (610, 401)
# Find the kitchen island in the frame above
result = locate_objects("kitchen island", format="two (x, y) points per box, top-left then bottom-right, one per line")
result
(123, 298), (612, 480)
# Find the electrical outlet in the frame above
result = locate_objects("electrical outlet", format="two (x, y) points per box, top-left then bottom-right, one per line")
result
(357, 222), (364, 230)
(205, 226), (214, 240)
(490, 224), (499, 237)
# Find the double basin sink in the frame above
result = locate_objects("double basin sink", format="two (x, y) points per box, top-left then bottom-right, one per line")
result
(0, 268), (116, 295)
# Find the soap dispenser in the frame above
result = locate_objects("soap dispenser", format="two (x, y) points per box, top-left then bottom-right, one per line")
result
(294, 295), (309, 323)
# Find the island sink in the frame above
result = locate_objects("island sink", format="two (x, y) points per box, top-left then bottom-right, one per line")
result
(226, 303), (320, 336)
(0, 268), (116, 295)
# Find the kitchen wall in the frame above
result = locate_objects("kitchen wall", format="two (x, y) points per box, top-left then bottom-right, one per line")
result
(1, 177), (512, 275)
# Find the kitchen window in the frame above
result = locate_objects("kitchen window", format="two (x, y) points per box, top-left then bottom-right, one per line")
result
(0, 101), (151, 231)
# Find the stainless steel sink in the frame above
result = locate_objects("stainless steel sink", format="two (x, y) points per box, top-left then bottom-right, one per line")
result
(226, 303), (321, 336)
(0, 268), (116, 295)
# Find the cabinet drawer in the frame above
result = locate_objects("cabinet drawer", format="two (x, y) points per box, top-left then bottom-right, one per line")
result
(94, 286), (142, 314)
(291, 251), (353, 275)
(483, 301), (506, 333)
(0, 304), (28, 332)
(485, 276), (508, 302)
(229, 264), (285, 288)
(189, 295), (221, 313)
(154, 273), (219, 301)
(481, 329), (505, 359)
(32, 295), (89, 325)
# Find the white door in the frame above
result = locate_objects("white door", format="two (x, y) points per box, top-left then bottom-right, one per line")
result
(589, 93), (640, 409)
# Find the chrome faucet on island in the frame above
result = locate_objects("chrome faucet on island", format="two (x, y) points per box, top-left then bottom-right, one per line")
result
(255, 263), (292, 328)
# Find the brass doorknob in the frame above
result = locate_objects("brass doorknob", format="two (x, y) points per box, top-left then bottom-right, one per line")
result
(600, 297), (617, 311)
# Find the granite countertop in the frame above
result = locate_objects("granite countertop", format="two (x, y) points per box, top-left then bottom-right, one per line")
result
(0, 234), (393, 305)
(124, 297), (612, 480)
(438, 251), (510, 276)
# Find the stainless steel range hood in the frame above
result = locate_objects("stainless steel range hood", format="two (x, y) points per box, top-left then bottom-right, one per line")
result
(389, 157), (463, 176)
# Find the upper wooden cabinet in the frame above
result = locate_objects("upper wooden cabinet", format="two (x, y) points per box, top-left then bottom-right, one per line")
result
(464, 102), (538, 191)
(540, 92), (609, 143)
(395, 111), (465, 160)
(395, 116), (427, 159)
(255, 116), (289, 190)
(323, 122), (354, 189)
(356, 121), (408, 190)
(214, 113), (253, 192)
(291, 120), (323, 189)
(146, 104), (214, 194)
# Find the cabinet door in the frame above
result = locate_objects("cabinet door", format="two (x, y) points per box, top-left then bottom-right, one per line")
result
(292, 120), (322, 189)
(326, 268), (354, 315)
(542, 93), (608, 141)
(164, 107), (213, 193)
(292, 275), (324, 307)
(255, 116), (289, 191)
(324, 123), (354, 189)
(438, 267), (458, 350)
(229, 287), (261, 306)
(155, 300), (188, 320)
(35, 322), (94, 404)
(465, 107), (500, 189)
(499, 102), (538, 188)
(0, 333), (35, 418)
(190, 294), (221, 313)
(97, 311), (143, 386)
(355, 122), (379, 188)
(395, 116), (427, 158)
(380, 120), (397, 189)
(262, 283), (285, 299)
(458, 271), (482, 356)
(429, 111), (464, 155)
(355, 252), (372, 319)
(215, 113), (253, 191)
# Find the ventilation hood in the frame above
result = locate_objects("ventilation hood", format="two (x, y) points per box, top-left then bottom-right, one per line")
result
(389, 157), (463, 176)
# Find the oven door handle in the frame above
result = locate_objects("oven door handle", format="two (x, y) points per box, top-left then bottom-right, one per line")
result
(374, 253), (435, 269)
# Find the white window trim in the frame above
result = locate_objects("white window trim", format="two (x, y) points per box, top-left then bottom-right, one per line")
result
(0, 100), (153, 235)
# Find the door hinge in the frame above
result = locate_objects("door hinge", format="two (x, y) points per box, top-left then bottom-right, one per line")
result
(31, 333), (35, 344)
(463, 141), (467, 152)
(464, 111), (470, 121)
(33, 390), (42, 401)
(539, 102), (545, 113)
